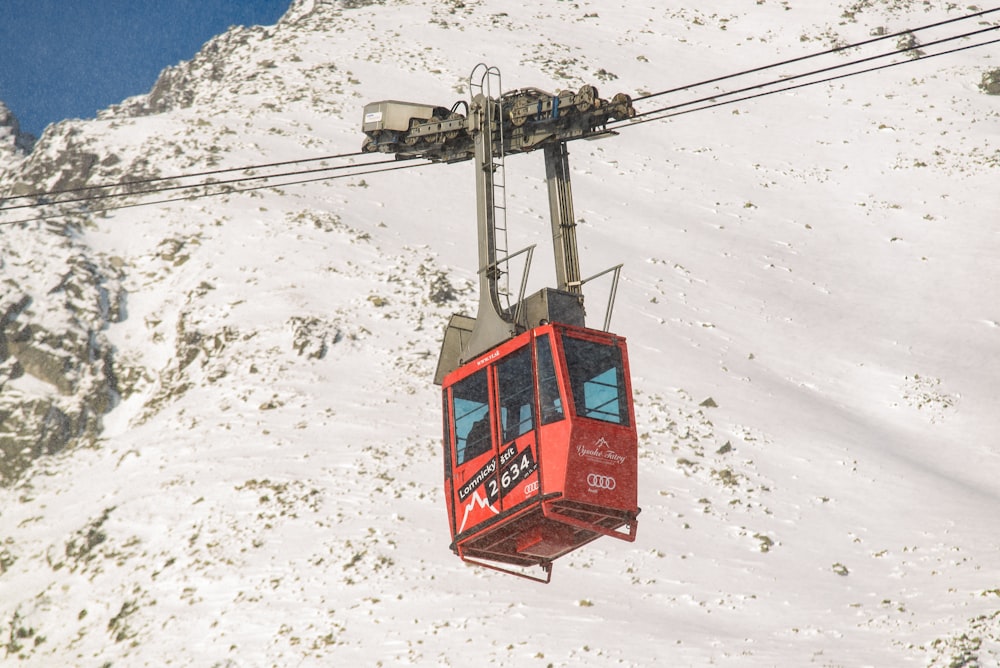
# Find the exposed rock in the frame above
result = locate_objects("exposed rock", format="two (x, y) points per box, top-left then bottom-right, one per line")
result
(289, 316), (343, 359)
(0, 100), (134, 485)
(0, 101), (35, 158)
(0, 223), (124, 485)
(982, 69), (1000, 95)
(136, 24), (275, 115)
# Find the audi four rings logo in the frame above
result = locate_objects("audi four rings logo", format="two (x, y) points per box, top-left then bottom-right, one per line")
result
(587, 474), (616, 490)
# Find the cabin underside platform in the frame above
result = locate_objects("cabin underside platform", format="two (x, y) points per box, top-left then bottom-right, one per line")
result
(454, 498), (639, 581)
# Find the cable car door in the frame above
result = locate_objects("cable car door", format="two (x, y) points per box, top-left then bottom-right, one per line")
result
(446, 343), (542, 541)
(448, 366), (498, 537)
(493, 344), (540, 513)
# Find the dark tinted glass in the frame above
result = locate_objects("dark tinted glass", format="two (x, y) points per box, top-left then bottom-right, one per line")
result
(497, 346), (535, 442)
(535, 334), (565, 425)
(451, 369), (491, 464)
(562, 336), (628, 425)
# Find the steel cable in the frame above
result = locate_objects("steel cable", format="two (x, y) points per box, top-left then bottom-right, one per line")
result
(632, 7), (1000, 103)
(613, 23), (999, 129)
(0, 159), (433, 227)
(0, 150), (368, 204)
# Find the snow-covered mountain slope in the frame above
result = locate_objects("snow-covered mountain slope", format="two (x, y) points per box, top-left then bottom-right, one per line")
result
(1, 0), (998, 665)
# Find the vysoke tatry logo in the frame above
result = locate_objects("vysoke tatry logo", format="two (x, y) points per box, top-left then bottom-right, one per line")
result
(575, 436), (626, 465)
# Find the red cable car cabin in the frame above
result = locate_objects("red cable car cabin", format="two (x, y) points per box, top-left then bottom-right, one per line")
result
(440, 321), (639, 582)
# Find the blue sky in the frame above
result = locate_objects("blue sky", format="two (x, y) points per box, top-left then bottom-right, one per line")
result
(0, 0), (290, 138)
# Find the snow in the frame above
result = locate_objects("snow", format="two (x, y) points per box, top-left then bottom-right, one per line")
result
(1, 0), (999, 666)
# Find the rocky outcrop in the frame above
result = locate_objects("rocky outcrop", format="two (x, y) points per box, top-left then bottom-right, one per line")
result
(982, 69), (1000, 95)
(0, 223), (125, 485)
(1, 114), (126, 475)
(129, 23), (277, 116)
(0, 101), (35, 158)
(2, 123), (107, 198)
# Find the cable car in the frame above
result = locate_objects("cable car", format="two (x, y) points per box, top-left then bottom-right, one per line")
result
(364, 65), (640, 581)
(441, 321), (639, 582)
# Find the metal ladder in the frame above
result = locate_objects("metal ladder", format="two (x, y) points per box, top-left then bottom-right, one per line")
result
(470, 64), (512, 313)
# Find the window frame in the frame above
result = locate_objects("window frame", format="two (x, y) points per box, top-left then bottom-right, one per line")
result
(449, 367), (492, 466)
(495, 344), (536, 444)
(560, 333), (630, 427)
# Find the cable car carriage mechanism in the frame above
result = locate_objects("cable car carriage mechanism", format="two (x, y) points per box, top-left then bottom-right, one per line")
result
(362, 65), (640, 582)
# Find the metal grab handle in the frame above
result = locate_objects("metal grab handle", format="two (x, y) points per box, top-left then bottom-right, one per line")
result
(578, 263), (623, 331)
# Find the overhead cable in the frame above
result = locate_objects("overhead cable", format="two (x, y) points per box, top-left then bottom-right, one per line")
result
(0, 150), (368, 204)
(632, 7), (1000, 103)
(614, 23), (1000, 129)
(0, 155), (402, 214)
(0, 160), (433, 228)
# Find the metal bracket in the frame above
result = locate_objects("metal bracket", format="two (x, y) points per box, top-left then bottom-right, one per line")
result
(543, 505), (639, 543)
(460, 555), (553, 584)
(579, 263), (624, 332)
